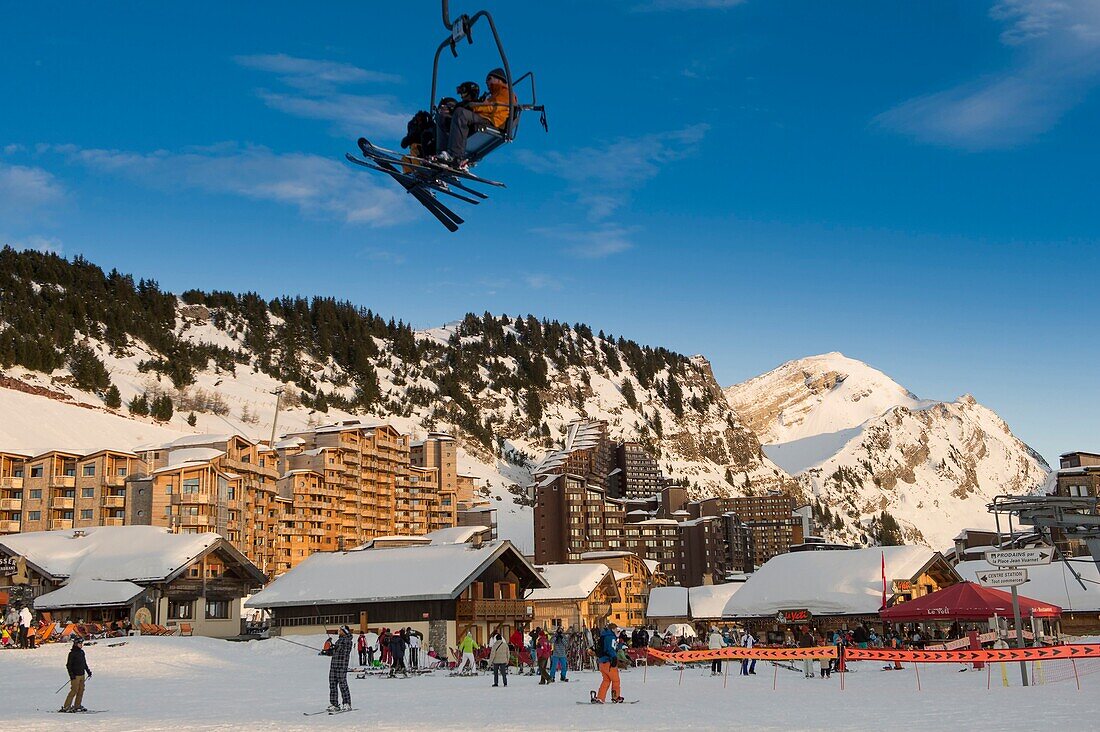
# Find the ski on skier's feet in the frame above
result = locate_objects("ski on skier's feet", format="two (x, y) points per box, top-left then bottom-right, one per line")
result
(577, 700), (640, 705)
(52, 709), (108, 714)
(303, 708), (357, 716)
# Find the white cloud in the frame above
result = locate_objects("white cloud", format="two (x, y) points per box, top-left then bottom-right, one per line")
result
(523, 274), (564, 290)
(236, 53), (409, 137)
(9, 234), (63, 254)
(257, 90), (409, 137)
(359, 247), (407, 265)
(517, 125), (708, 219)
(53, 143), (409, 226)
(0, 161), (65, 220)
(233, 54), (401, 89)
(875, 1), (1100, 149)
(532, 224), (637, 259)
(2, 143), (25, 155)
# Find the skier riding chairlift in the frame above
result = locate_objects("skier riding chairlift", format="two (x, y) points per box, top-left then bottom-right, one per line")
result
(345, 0), (547, 232)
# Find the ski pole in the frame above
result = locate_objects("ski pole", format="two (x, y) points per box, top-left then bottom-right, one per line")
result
(275, 636), (322, 652)
(55, 680), (69, 694)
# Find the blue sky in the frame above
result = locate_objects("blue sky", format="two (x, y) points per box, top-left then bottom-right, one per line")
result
(1, 0), (1098, 464)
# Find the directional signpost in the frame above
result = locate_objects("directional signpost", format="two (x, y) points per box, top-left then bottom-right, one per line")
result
(981, 545), (1054, 687)
(983, 547), (1054, 568)
(976, 568), (1028, 587)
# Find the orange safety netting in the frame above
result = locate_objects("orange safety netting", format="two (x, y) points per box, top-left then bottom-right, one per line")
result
(646, 644), (1100, 664)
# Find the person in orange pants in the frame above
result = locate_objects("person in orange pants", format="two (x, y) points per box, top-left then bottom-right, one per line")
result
(592, 622), (623, 704)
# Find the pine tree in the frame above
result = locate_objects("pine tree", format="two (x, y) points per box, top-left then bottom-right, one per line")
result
(187, 412), (197, 427)
(667, 375), (684, 418)
(877, 511), (904, 546)
(103, 384), (122, 409)
(128, 393), (149, 416)
(68, 343), (110, 393)
(621, 379), (638, 409)
(150, 393), (173, 421)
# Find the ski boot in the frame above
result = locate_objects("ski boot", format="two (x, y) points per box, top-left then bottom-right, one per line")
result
(590, 690), (603, 704)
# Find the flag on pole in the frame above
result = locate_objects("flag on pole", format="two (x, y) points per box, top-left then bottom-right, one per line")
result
(880, 550), (887, 610)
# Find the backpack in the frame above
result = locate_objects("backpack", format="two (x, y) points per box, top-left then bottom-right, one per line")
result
(591, 632), (604, 659)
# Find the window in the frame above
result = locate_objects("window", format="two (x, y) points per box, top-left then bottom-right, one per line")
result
(165, 506), (172, 516)
(82, 488), (95, 499)
(82, 464), (96, 477)
(28, 511), (41, 521)
(29, 489), (42, 500)
(31, 465), (43, 478)
(168, 599), (193, 620)
(117, 467), (127, 477)
(182, 478), (199, 494)
(61, 510), (73, 520)
(206, 599), (230, 620)
(165, 482), (173, 495)
(80, 509), (93, 520)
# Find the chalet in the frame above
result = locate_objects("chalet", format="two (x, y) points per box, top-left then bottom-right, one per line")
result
(528, 563), (620, 630)
(245, 539), (548, 657)
(723, 546), (960, 639)
(0, 525), (266, 637)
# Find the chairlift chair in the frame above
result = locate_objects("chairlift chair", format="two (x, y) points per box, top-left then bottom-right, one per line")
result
(346, 0), (547, 231)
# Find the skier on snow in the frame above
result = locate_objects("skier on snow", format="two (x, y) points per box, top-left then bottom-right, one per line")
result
(489, 632), (510, 687)
(592, 622), (624, 704)
(549, 627), (569, 682)
(707, 626), (724, 676)
(740, 628), (757, 676)
(327, 625), (353, 712)
(456, 630), (479, 675)
(60, 636), (91, 713)
(388, 628), (408, 677)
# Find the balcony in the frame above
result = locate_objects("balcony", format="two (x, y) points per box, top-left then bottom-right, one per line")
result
(0, 520), (20, 533)
(0, 477), (23, 489)
(102, 495), (126, 509)
(172, 493), (214, 505)
(49, 476), (76, 488)
(220, 457), (279, 479)
(178, 515), (214, 528)
(103, 517), (125, 526)
(0, 498), (21, 511)
(456, 599), (533, 622)
(52, 497), (75, 509)
(104, 475), (127, 487)
(50, 519), (74, 530)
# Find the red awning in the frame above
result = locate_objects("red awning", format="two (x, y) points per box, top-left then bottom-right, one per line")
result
(880, 582), (1061, 622)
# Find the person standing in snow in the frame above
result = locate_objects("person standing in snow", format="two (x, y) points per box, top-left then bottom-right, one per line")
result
(357, 632), (368, 667)
(549, 627), (569, 682)
(456, 630), (479, 675)
(489, 632), (510, 687)
(798, 627), (816, 678)
(536, 629), (553, 684)
(60, 636), (91, 712)
(18, 605), (33, 649)
(592, 622), (623, 704)
(707, 626), (725, 676)
(388, 629), (408, 677)
(327, 625), (353, 712)
(740, 629), (757, 676)
(407, 627), (421, 671)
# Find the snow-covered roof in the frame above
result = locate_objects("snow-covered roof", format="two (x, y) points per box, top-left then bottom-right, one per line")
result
(636, 519), (678, 526)
(167, 447), (225, 466)
(579, 550), (634, 560)
(612, 570), (632, 583)
(35, 578), (144, 610)
(528, 564), (614, 601)
(956, 559), (1100, 613)
(642, 559), (661, 574)
(688, 583), (744, 619)
(531, 420), (606, 476)
(274, 436), (305, 449)
(246, 540), (545, 608)
(161, 433), (237, 449)
(308, 419), (387, 434)
(423, 526), (488, 545)
(0, 526), (226, 583)
(723, 546), (950, 617)
(647, 586), (689, 618)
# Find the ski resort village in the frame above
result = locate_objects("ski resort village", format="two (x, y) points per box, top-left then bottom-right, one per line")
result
(4, 0), (1100, 729)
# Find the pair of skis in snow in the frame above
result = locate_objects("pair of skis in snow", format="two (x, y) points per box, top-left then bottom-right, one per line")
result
(303, 707), (357, 716)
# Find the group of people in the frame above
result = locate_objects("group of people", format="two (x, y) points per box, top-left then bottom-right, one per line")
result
(1, 605), (36, 649)
(704, 626), (760, 677)
(399, 67), (516, 171)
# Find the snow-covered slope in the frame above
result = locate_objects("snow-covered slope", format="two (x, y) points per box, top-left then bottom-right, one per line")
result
(725, 352), (922, 445)
(725, 354), (1049, 549)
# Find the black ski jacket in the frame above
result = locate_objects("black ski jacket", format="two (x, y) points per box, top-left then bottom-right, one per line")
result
(67, 646), (91, 678)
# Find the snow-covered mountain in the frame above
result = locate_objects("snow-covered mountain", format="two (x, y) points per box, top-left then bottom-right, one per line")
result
(724, 353), (1050, 549)
(0, 251), (1050, 553)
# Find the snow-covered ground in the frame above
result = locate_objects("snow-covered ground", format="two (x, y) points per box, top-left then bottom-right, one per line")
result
(3, 635), (1099, 731)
